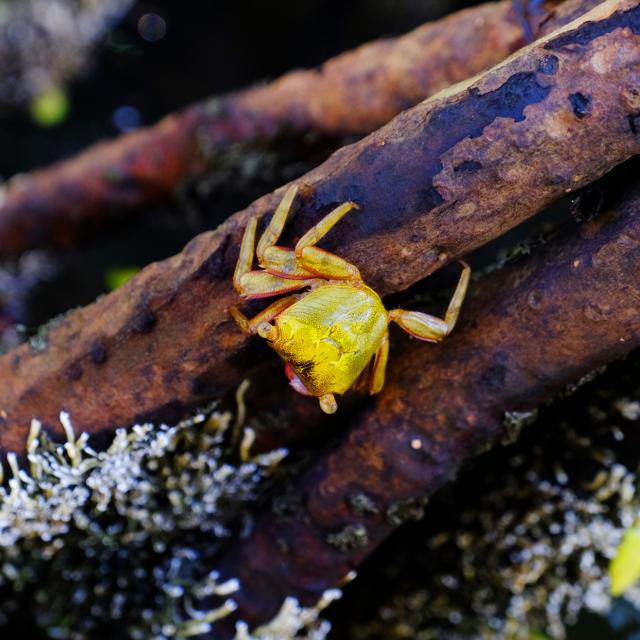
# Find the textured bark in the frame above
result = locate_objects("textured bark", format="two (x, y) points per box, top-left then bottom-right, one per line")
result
(514, 0), (565, 40)
(209, 165), (640, 635)
(0, 0), (597, 256)
(0, 0), (638, 453)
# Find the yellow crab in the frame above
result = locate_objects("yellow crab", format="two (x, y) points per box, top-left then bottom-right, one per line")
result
(231, 185), (470, 414)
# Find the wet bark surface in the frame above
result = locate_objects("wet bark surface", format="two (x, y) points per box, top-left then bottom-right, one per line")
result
(0, 0), (600, 256)
(209, 163), (640, 634)
(0, 0), (638, 453)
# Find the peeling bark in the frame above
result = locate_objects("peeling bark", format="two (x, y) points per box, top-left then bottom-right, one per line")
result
(0, 0), (596, 256)
(0, 0), (638, 453)
(209, 162), (640, 635)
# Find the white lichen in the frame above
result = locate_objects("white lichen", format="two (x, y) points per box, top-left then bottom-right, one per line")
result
(0, 401), (323, 639)
(350, 412), (640, 640)
(233, 589), (341, 640)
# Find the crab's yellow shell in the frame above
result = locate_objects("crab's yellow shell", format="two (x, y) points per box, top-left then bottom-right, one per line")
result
(269, 283), (388, 395)
(231, 184), (470, 413)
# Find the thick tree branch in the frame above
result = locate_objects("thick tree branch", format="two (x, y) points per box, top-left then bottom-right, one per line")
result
(209, 163), (640, 636)
(514, 0), (565, 40)
(0, 0), (597, 256)
(0, 0), (638, 453)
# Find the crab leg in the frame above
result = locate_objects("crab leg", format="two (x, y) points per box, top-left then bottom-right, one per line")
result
(262, 246), (315, 280)
(369, 331), (389, 395)
(236, 270), (314, 299)
(295, 200), (359, 252)
(233, 216), (258, 293)
(298, 246), (361, 280)
(256, 184), (299, 263)
(289, 200), (360, 280)
(234, 190), (318, 296)
(230, 295), (297, 335)
(389, 262), (470, 341)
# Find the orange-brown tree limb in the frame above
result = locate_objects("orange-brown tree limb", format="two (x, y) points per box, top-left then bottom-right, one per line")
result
(0, 0), (598, 256)
(0, 0), (638, 453)
(208, 162), (640, 636)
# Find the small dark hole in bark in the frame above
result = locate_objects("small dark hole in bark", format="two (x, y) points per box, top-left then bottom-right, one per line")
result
(89, 341), (108, 364)
(569, 92), (592, 119)
(454, 160), (482, 173)
(538, 55), (559, 75)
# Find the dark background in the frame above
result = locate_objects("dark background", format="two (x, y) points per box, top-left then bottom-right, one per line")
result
(0, 0), (478, 177)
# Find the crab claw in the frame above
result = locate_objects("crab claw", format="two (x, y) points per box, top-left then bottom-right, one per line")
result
(285, 363), (312, 396)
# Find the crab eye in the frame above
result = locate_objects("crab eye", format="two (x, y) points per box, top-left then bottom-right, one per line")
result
(257, 322), (278, 341)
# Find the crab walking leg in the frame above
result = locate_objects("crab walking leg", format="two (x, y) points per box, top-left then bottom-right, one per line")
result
(292, 200), (361, 279)
(230, 296), (298, 335)
(262, 246), (315, 280)
(369, 331), (389, 395)
(298, 246), (361, 280)
(236, 270), (315, 299)
(390, 262), (471, 341)
(233, 216), (258, 293)
(256, 185), (299, 263)
(295, 201), (359, 253)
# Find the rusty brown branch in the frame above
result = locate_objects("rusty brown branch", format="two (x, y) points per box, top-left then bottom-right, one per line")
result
(207, 162), (640, 635)
(0, 0), (638, 454)
(513, 0), (565, 41)
(0, 0), (596, 256)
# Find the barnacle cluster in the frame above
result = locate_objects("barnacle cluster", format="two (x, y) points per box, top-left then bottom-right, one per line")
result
(345, 359), (640, 640)
(0, 400), (335, 639)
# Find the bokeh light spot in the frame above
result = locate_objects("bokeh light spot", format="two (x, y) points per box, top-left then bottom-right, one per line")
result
(105, 266), (141, 291)
(30, 88), (69, 127)
(113, 105), (141, 132)
(137, 13), (167, 43)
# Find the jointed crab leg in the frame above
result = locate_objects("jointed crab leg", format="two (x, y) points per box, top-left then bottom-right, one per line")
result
(235, 189), (363, 291)
(390, 262), (470, 341)
(233, 216), (258, 292)
(230, 295), (298, 335)
(256, 184), (299, 262)
(236, 270), (315, 299)
(233, 194), (316, 297)
(286, 200), (361, 280)
(441, 261), (471, 327)
(369, 331), (389, 395)
(261, 193), (361, 280)
(262, 246), (315, 280)
(295, 201), (359, 253)
(298, 246), (361, 280)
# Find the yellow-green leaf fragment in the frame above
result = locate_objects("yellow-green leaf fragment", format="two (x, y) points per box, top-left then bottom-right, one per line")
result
(610, 527), (640, 596)
(105, 266), (140, 291)
(30, 88), (70, 127)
